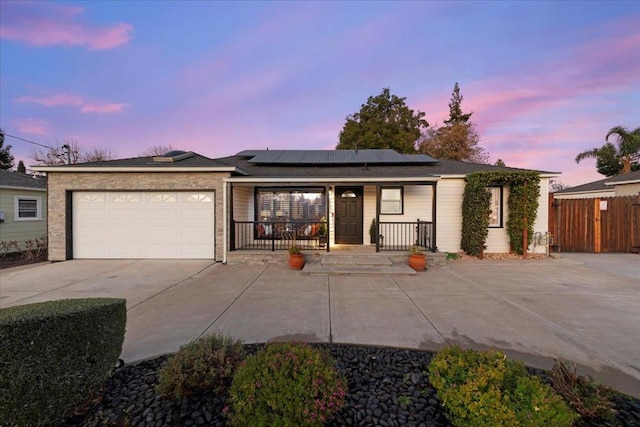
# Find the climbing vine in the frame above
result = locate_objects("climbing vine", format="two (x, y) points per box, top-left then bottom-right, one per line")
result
(461, 171), (540, 256)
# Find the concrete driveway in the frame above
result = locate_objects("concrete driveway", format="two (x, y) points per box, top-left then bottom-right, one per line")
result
(1, 254), (638, 397)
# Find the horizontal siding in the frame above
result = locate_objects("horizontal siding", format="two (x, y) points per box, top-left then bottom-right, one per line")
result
(435, 178), (464, 252)
(232, 187), (253, 221)
(554, 191), (615, 199)
(0, 189), (47, 252)
(530, 178), (550, 254)
(485, 186), (511, 253)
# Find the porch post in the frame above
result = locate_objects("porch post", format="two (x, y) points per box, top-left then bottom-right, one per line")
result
(325, 184), (330, 252)
(228, 182), (235, 252)
(431, 182), (437, 252)
(376, 185), (381, 252)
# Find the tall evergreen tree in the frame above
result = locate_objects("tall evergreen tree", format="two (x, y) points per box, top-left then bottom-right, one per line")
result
(17, 160), (26, 173)
(0, 128), (15, 170)
(337, 88), (428, 154)
(417, 83), (489, 163)
(443, 82), (472, 125)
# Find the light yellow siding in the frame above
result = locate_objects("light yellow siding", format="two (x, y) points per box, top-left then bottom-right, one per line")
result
(0, 188), (47, 252)
(614, 183), (640, 196)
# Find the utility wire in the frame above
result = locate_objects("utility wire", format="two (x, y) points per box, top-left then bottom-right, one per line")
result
(3, 132), (53, 149)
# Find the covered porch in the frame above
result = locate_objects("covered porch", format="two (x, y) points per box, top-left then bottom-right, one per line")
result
(224, 178), (438, 257)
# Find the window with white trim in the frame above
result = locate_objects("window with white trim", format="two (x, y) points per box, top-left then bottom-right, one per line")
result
(14, 196), (42, 221)
(488, 186), (503, 228)
(380, 187), (403, 215)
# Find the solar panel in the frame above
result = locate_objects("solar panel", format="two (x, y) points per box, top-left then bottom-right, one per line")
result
(243, 150), (438, 165)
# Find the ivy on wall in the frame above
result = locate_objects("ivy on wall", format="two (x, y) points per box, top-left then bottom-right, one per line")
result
(461, 171), (541, 256)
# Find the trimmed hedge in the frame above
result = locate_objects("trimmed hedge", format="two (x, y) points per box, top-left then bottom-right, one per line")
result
(0, 298), (126, 426)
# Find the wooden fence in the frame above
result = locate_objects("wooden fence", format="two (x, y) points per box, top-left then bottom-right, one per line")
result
(549, 195), (640, 253)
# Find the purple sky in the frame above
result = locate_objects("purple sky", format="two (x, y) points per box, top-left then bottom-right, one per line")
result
(1, 1), (639, 186)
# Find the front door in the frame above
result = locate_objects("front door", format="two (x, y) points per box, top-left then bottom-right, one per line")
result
(335, 187), (363, 244)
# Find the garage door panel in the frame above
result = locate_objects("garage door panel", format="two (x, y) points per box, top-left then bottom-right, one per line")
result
(73, 191), (215, 259)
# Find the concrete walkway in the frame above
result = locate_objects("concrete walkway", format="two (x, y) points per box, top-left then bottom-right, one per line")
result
(1, 254), (639, 397)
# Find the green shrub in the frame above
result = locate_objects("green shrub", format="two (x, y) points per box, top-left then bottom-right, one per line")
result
(229, 342), (347, 426)
(156, 333), (245, 399)
(0, 298), (126, 426)
(549, 360), (615, 422)
(429, 347), (577, 427)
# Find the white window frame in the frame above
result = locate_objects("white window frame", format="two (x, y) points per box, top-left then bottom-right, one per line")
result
(488, 186), (503, 228)
(14, 196), (42, 221)
(380, 187), (403, 215)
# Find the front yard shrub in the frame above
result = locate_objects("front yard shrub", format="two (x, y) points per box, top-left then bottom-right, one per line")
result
(429, 347), (577, 427)
(549, 360), (615, 422)
(229, 342), (347, 426)
(156, 333), (246, 399)
(0, 298), (126, 426)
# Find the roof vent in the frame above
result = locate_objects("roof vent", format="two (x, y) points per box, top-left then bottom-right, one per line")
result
(152, 151), (195, 163)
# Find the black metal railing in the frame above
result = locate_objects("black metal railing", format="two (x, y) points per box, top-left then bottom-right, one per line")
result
(232, 220), (329, 251)
(377, 220), (433, 252)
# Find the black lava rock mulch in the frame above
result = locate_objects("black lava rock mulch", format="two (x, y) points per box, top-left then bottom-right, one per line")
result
(60, 344), (640, 427)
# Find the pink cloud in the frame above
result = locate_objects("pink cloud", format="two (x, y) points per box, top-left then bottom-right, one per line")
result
(16, 92), (129, 114)
(13, 118), (48, 135)
(0, 2), (133, 50)
(80, 103), (129, 114)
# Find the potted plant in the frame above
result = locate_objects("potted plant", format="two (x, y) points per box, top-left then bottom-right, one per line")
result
(369, 218), (383, 246)
(318, 220), (327, 248)
(408, 245), (427, 271)
(288, 245), (305, 270)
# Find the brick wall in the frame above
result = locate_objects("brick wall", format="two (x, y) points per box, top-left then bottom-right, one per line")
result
(47, 172), (229, 261)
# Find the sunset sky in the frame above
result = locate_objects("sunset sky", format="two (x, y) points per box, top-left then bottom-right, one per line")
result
(1, 1), (638, 186)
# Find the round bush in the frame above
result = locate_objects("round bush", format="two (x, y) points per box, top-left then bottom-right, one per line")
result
(156, 333), (245, 399)
(229, 342), (347, 426)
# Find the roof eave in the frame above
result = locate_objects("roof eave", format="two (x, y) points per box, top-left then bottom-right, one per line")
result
(31, 166), (247, 175)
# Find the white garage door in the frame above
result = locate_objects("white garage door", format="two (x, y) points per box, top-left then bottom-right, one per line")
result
(73, 191), (215, 259)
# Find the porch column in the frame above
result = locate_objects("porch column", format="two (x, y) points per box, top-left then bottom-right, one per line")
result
(325, 184), (330, 252)
(228, 182), (235, 252)
(431, 182), (437, 252)
(375, 185), (381, 252)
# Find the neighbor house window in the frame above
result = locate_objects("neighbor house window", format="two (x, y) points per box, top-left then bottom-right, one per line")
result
(488, 186), (503, 228)
(14, 196), (42, 221)
(380, 187), (403, 214)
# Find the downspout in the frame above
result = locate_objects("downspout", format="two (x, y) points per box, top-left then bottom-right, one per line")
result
(222, 179), (228, 264)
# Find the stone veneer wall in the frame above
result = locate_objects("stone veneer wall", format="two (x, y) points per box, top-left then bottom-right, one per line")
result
(46, 172), (229, 261)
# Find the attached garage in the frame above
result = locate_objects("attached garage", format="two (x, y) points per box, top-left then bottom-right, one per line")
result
(72, 191), (215, 259)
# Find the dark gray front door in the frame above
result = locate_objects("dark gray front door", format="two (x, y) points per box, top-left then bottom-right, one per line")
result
(335, 187), (363, 244)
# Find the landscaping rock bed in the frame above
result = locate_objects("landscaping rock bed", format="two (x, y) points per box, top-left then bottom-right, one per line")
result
(61, 344), (640, 427)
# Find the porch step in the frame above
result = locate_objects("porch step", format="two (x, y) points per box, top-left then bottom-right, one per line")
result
(303, 255), (417, 275)
(321, 255), (392, 266)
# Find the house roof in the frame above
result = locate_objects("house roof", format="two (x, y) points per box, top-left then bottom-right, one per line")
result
(237, 149), (438, 165)
(604, 169), (640, 185)
(216, 151), (557, 179)
(32, 149), (558, 179)
(555, 170), (640, 194)
(31, 152), (246, 174)
(554, 177), (611, 195)
(0, 169), (46, 190)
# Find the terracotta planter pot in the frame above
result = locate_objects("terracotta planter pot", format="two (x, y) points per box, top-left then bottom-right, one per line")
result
(408, 254), (426, 271)
(288, 254), (305, 270)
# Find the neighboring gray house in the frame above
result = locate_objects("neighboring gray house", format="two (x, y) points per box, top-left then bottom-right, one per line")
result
(34, 149), (557, 262)
(0, 170), (47, 252)
(554, 170), (640, 199)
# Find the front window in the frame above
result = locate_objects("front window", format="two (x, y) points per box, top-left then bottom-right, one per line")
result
(256, 188), (325, 222)
(14, 196), (42, 221)
(380, 187), (403, 214)
(488, 186), (503, 227)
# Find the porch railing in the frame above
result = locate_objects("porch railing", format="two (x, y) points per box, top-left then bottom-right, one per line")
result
(232, 220), (329, 251)
(377, 220), (434, 252)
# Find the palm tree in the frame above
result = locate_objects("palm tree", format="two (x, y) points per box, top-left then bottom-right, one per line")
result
(575, 125), (640, 175)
